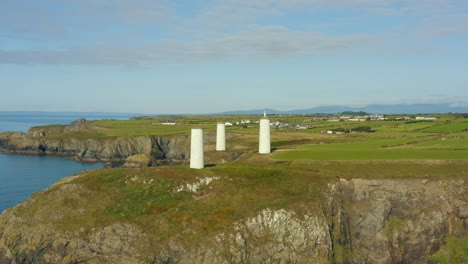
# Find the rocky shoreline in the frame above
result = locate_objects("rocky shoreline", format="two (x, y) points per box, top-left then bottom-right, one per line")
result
(0, 130), (189, 163)
(0, 120), (247, 168)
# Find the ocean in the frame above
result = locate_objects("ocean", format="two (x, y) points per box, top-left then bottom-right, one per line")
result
(0, 112), (134, 212)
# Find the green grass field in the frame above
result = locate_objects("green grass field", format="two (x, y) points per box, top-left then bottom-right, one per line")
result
(419, 122), (468, 133)
(273, 139), (467, 160)
(272, 115), (467, 161)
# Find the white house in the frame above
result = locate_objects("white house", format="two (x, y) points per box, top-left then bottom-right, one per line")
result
(416, 116), (437, 121)
(161, 121), (176, 125)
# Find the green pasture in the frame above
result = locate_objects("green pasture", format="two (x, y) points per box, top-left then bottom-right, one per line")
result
(271, 115), (467, 161)
(92, 119), (204, 137)
(419, 122), (468, 133)
(273, 138), (468, 160)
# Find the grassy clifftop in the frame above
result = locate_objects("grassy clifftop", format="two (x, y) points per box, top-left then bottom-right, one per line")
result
(10, 154), (468, 240)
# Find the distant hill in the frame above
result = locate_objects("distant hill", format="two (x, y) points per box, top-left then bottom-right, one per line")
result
(219, 104), (468, 115)
(2, 103), (467, 117)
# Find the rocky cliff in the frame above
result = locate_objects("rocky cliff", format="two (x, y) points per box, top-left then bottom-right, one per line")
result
(0, 129), (190, 163)
(0, 175), (465, 264)
(325, 178), (467, 264)
(0, 126), (244, 166)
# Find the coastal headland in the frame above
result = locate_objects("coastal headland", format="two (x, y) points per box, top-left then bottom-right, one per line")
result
(0, 113), (467, 263)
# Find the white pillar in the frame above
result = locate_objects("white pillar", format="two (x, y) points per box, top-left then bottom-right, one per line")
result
(190, 128), (204, 169)
(216, 123), (226, 151)
(259, 117), (271, 154)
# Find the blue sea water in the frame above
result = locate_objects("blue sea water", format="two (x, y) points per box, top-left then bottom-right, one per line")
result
(0, 154), (102, 212)
(0, 111), (134, 132)
(0, 112), (134, 212)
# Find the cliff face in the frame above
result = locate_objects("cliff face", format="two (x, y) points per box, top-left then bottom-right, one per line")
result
(0, 131), (190, 163)
(0, 127), (242, 165)
(0, 177), (465, 264)
(326, 178), (467, 264)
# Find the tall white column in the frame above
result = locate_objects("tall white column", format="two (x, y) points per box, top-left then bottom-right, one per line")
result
(190, 128), (204, 169)
(259, 117), (271, 154)
(216, 123), (226, 151)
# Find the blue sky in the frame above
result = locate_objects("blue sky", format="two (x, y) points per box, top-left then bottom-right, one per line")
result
(1, 0), (467, 114)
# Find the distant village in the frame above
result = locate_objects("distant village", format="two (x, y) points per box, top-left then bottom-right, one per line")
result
(157, 113), (438, 134)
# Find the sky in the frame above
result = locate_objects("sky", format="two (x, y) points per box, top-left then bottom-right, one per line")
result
(1, 0), (467, 114)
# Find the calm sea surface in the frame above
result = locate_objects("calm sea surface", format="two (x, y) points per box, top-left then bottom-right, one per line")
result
(0, 112), (134, 212)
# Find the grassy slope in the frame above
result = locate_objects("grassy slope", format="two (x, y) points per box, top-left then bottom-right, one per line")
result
(13, 156), (467, 255)
(13, 159), (329, 249)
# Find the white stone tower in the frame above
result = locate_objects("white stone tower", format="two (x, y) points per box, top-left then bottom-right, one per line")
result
(216, 123), (226, 151)
(190, 128), (204, 169)
(259, 112), (271, 154)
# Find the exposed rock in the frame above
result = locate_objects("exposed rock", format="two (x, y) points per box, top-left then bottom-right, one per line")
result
(103, 162), (113, 168)
(154, 136), (190, 161)
(0, 125), (247, 167)
(0, 132), (25, 146)
(123, 154), (154, 168)
(0, 132), (190, 163)
(201, 208), (331, 264)
(0, 219), (147, 264)
(72, 118), (87, 124)
(175, 176), (220, 192)
(325, 178), (467, 264)
(26, 126), (65, 137)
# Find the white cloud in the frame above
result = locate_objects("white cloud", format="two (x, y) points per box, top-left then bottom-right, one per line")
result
(0, 0), (173, 41)
(412, 13), (468, 39)
(63, 0), (173, 25)
(0, 1), (65, 38)
(0, 26), (383, 65)
(0, 0), (466, 65)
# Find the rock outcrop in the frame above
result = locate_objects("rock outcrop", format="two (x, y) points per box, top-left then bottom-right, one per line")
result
(202, 208), (331, 263)
(0, 132), (190, 163)
(0, 177), (465, 263)
(123, 154), (155, 168)
(0, 126), (242, 165)
(325, 178), (467, 264)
